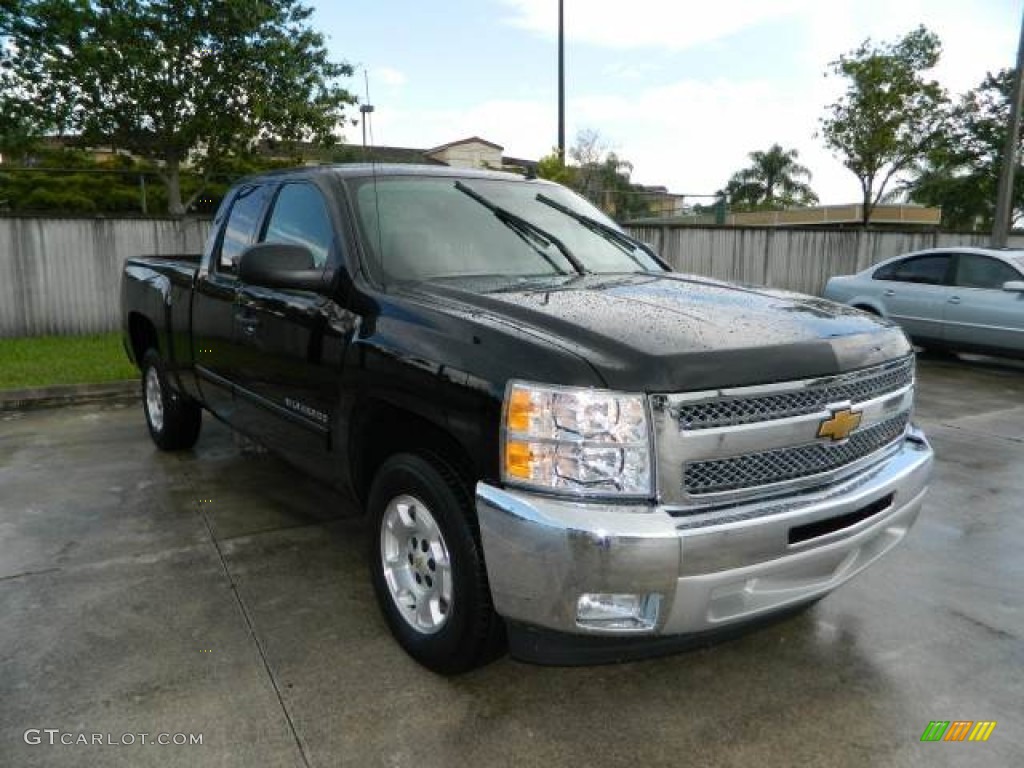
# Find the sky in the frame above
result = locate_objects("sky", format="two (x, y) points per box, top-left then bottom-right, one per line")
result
(311, 0), (1021, 205)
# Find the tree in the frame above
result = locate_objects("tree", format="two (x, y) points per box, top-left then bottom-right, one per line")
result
(567, 128), (611, 203)
(904, 69), (1024, 230)
(537, 129), (652, 220)
(723, 144), (818, 210)
(819, 26), (948, 226)
(0, 0), (356, 214)
(0, 145), (295, 214)
(535, 150), (577, 187)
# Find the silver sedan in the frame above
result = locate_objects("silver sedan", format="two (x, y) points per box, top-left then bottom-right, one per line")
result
(823, 247), (1024, 358)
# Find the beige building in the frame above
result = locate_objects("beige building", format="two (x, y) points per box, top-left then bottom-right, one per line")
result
(630, 203), (942, 229)
(422, 137), (504, 169)
(720, 204), (942, 228)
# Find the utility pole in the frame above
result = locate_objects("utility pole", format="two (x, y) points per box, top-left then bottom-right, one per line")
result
(360, 103), (374, 151)
(360, 69), (375, 160)
(558, 0), (565, 160)
(992, 8), (1024, 247)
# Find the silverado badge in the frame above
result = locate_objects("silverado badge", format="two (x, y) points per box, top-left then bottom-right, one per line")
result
(817, 407), (862, 442)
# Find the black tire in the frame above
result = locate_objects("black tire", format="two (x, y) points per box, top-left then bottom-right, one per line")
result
(141, 349), (202, 451)
(368, 453), (504, 674)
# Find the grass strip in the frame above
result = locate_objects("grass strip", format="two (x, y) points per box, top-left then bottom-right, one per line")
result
(0, 332), (137, 391)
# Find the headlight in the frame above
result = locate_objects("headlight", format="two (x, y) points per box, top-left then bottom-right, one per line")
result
(501, 381), (653, 497)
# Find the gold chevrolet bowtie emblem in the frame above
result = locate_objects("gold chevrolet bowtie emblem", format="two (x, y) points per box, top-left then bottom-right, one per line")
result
(817, 407), (862, 441)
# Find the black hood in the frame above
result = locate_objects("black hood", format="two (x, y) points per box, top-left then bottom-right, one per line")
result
(403, 272), (911, 392)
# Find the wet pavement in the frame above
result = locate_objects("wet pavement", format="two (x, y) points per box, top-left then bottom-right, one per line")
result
(1, 353), (1022, 767)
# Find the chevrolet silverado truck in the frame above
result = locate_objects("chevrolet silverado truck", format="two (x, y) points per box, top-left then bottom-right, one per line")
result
(122, 165), (934, 673)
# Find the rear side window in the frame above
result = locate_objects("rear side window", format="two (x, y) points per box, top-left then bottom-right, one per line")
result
(216, 185), (272, 274)
(954, 254), (1020, 289)
(261, 183), (334, 268)
(876, 254), (950, 285)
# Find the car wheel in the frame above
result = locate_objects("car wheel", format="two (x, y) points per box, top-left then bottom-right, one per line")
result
(368, 453), (504, 674)
(141, 349), (202, 451)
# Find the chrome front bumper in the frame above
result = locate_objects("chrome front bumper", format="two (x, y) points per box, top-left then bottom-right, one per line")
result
(477, 429), (933, 660)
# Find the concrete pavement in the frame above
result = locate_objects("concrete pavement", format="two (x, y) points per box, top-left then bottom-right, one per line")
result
(1, 354), (1022, 767)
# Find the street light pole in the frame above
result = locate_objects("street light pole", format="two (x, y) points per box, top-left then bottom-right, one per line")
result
(558, 0), (565, 160)
(992, 8), (1024, 247)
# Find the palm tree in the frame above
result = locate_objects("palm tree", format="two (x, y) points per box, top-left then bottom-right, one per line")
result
(724, 144), (819, 210)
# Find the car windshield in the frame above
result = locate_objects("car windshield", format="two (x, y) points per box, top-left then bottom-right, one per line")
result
(347, 175), (664, 284)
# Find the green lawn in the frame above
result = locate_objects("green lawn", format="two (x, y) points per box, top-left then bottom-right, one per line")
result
(0, 332), (138, 391)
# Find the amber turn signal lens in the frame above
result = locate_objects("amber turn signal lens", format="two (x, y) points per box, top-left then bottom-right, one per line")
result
(504, 440), (533, 479)
(507, 387), (533, 432)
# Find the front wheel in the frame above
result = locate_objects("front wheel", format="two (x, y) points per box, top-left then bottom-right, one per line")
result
(368, 453), (503, 674)
(141, 349), (202, 451)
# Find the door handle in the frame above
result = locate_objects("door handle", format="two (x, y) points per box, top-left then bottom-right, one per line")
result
(948, 296), (961, 305)
(883, 289), (895, 297)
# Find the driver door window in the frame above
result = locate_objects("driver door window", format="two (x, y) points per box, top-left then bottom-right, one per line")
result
(261, 183), (334, 267)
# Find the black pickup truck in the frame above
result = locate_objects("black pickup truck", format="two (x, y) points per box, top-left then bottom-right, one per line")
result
(122, 165), (933, 672)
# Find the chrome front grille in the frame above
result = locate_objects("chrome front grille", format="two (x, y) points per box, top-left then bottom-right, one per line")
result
(650, 355), (917, 507)
(682, 413), (911, 495)
(675, 356), (914, 430)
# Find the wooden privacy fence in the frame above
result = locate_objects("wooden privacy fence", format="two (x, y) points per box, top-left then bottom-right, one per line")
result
(626, 224), (1024, 297)
(0, 215), (210, 337)
(2, 214), (1022, 337)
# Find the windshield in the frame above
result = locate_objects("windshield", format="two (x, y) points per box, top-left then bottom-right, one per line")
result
(348, 176), (664, 283)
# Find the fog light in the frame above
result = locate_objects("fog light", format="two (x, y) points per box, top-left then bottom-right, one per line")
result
(576, 593), (661, 632)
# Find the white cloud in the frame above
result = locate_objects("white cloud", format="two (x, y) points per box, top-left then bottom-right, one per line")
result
(365, 98), (554, 153)
(359, 78), (857, 200)
(568, 77), (855, 201)
(603, 61), (661, 80)
(800, 0), (1017, 94)
(501, 0), (817, 50)
(352, 0), (1018, 206)
(374, 66), (407, 87)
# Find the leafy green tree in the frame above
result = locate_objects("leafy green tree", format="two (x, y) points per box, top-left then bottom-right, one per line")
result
(536, 151), (578, 187)
(820, 26), (948, 226)
(723, 144), (818, 210)
(0, 145), (293, 214)
(904, 69), (1024, 230)
(0, 0), (356, 214)
(540, 129), (651, 220)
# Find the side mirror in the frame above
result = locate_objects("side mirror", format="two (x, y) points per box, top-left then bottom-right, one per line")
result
(1002, 280), (1024, 292)
(238, 243), (324, 292)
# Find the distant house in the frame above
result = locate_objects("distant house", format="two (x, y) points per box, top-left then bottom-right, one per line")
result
(254, 135), (538, 175)
(0, 135), (133, 166)
(422, 137), (503, 169)
(4, 133), (541, 177)
(638, 185), (684, 217)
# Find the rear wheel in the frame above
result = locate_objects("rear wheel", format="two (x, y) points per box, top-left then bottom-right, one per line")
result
(141, 349), (202, 451)
(368, 453), (503, 674)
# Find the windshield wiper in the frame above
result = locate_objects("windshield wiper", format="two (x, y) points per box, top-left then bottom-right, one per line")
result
(454, 181), (587, 275)
(535, 193), (664, 269)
